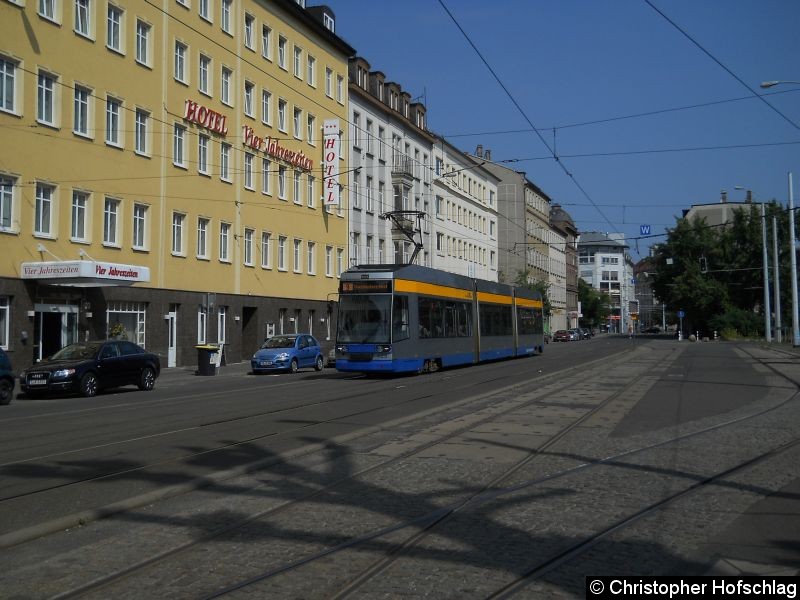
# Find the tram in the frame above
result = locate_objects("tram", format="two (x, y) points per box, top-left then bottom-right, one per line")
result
(334, 264), (545, 374)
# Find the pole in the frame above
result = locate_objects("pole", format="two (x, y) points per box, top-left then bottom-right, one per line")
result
(773, 215), (782, 342)
(761, 203), (772, 342)
(661, 302), (666, 330)
(789, 172), (799, 347)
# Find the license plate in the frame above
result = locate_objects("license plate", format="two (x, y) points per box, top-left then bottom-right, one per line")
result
(28, 379), (47, 386)
(260, 361), (273, 366)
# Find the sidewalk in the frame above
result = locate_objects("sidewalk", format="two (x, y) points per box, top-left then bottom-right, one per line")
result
(157, 360), (252, 380)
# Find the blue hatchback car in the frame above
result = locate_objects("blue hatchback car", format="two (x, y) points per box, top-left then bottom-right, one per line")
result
(251, 334), (324, 374)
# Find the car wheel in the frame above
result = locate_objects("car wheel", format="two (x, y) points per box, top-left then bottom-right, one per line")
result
(0, 379), (12, 405)
(80, 372), (99, 398)
(138, 367), (156, 391)
(289, 358), (298, 374)
(314, 356), (324, 371)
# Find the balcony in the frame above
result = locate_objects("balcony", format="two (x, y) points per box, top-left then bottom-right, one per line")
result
(391, 153), (414, 184)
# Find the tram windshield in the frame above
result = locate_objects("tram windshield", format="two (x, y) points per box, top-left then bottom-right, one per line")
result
(337, 295), (392, 344)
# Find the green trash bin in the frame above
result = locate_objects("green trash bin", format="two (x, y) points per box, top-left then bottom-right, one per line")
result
(195, 345), (219, 376)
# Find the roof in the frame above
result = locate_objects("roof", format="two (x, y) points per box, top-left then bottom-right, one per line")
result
(577, 232), (629, 249)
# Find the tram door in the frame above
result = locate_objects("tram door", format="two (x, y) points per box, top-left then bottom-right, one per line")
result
(34, 303), (79, 361)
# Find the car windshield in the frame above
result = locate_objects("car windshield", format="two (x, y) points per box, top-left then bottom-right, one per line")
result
(50, 343), (102, 360)
(337, 294), (392, 344)
(262, 336), (297, 349)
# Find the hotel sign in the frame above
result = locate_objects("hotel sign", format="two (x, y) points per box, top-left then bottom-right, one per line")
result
(21, 260), (150, 287)
(323, 119), (340, 206)
(242, 125), (313, 171)
(184, 100), (228, 136)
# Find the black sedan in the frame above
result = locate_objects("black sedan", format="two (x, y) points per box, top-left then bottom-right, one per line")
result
(20, 340), (161, 398)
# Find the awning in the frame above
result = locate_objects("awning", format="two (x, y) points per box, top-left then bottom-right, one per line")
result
(20, 260), (150, 287)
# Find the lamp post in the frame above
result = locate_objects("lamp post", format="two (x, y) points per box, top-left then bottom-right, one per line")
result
(761, 202), (772, 342)
(761, 81), (800, 88)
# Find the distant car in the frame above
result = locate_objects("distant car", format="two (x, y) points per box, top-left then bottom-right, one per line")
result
(0, 347), (14, 405)
(19, 340), (160, 398)
(642, 326), (661, 334)
(251, 334), (324, 374)
(553, 330), (572, 342)
(579, 328), (593, 339)
(568, 329), (582, 341)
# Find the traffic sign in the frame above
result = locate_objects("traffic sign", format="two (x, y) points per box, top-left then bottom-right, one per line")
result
(640, 225), (651, 236)
(677, 310), (685, 318)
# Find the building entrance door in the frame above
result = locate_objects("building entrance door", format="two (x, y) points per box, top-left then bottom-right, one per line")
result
(167, 308), (177, 368)
(34, 303), (79, 361)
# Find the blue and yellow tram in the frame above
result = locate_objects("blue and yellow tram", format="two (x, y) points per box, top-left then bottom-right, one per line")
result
(334, 264), (544, 374)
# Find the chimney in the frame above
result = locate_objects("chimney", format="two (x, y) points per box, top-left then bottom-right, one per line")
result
(484, 149), (491, 161)
(720, 189), (727, 203)
(475, 144), (483, 158)
(746, 190), (752, 203)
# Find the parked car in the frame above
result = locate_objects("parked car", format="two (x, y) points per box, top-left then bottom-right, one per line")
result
(642, 325), (661, 334)
(19, 340), (160, 398)
(251, 334), (324, 374)
(568, 329), (582, 341)
(580, 328), (593, 339)
(0, 347), (14, 405)
(553, 329), (572, 342)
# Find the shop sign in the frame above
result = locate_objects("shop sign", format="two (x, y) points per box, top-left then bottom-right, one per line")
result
(21, 260), (150, 286)
(323, 119), (340, 206)
(184, 99), (228, 136)
(242, 125), (313, 171)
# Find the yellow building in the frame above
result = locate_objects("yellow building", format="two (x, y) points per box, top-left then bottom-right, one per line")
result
(0, 0), (354, 369)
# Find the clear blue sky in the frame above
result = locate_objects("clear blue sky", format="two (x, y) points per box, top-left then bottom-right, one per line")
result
(330, 0), (800, 259)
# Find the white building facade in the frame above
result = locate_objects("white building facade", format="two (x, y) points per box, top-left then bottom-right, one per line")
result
(431, 139), (500, 281)
(348, 57), (435, 267)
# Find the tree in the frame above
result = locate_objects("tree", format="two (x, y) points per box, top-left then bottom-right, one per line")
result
(578, 278), (611, 327)
(514, 269), (552, 317)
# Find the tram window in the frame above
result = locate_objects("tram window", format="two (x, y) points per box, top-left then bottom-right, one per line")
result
(392, 295), (410, 342)
(337, 295), (391, 344)
(418, 296), (471, 338)
(480, 304), (513, 336)
(517, 308), (542, 335)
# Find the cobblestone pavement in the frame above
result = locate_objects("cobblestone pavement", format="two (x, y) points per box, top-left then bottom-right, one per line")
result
(4, 340), (800, 599)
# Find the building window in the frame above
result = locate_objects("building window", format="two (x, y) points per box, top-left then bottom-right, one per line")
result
(37, 71), (56, 126)
(336, 248), (343, 277)
(220, 143), (231, 181)
(172, 213), (184, 254)
(293, 107), (302, 139)
(199, 54), (211, 95)
(278, 166), (286, 199)
(221, 67), (232, 105)
(244, 152), (254, 189)
(39, 0), (57, 21)
(103, 197), (119, 245)
(132, 203), (147, 249)
(106, 4), (123, 52)
(0, 177), (14, 232)
(35, 183), (54, 237)
(307, 114), (315, 145)
(174, 41), (187, 83)
(244, 13), (254, 49)
(261, 89), (271, 124)
(293, 45), (302, 78)
(261, 231), (271, 268)
(217, 306), (226, 343)
(293, 170), (302, 205)
(336, 75), (343, 103)
(365, 176), (373, 212)
(378, 238), (385, 263)
(243, 228), (254, 265)
(307, 174), (315, 208)
(307, 241), (315, 274)
(325, 67), (332, 97)
(277, 99), (286, 131)
(261, 25), (272, 59)
(197, 305), (207, 344)
(352, 177), (360, 209)
(107, 302), (146, 346)
(365, 235), (373, 264)
(73, 86), (90, 136)
(306, 55), (315, 86)
(219, 222), (230, 261)
(293, 238), (302, 273)
(278, 235), (287, 270)
(278, 36), (286, 69)
(105, 97), (121, 146)
(134, 108), (149, 155)
(244, 81), (254, 116)
(0, 58), (16, 114)
(197, 217), (209, 258)
(325, 245), (332, 276)
(171, 124), (186, 166)
(75, 0), (91, 37)
(352, 112), (361, 148)
(197, 134), (210, 175)
(136, 20), (150, 65)
(220, 0), (231, 33)
(261, 158), (271, 194)
(71, 191), (88, 241)
(199, 0), (209, 21)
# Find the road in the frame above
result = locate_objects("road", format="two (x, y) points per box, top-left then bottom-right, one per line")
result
(2, 337), (800, 599)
